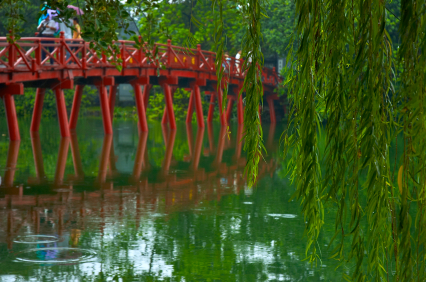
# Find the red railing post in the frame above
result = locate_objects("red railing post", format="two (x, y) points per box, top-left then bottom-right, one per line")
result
(59, 32), (65, 66)
(35, 36), (42, 66)
(30, 88), (46, 132)
(167, 39), (172, 66)
(8, 32), (15, 70)
(82, 41), (87, 69)
(197, 44), (201, 70)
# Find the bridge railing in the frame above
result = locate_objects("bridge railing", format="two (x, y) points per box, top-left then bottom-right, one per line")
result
(0, 35), (279, 86)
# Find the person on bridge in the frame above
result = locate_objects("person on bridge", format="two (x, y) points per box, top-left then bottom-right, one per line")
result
(73, 18), (82, 39)
(58, 17), (73, 61)
(37, 13), (57, 64)
(235, 50), (242, 73)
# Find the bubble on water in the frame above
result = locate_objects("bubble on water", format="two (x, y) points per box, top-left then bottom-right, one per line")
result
(14, 247), (97, 264)
(14, 235), (59, 244)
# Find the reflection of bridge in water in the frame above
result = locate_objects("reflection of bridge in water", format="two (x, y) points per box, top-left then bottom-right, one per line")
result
(0, 123), (278, 249)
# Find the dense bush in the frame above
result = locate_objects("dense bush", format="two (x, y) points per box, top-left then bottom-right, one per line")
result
(0, 86), (98, 117)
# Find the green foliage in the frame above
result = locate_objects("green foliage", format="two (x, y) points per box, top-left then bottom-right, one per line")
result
(284, 0), (426, 280)
(0, 87), (98, 117)
(113, 87), (218, 122)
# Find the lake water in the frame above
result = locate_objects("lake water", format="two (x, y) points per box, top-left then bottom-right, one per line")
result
(0, 118), (344, 281)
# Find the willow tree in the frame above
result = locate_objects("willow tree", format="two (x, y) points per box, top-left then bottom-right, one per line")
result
(282, 0), (426, 280)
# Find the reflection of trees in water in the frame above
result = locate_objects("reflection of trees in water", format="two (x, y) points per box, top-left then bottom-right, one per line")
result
(0, 120), (348, 281)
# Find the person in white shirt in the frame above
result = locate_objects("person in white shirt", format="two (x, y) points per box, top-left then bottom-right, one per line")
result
(37, 15), (57, 64)
(235, 50), (242, 73)
(58, 18), (73, 60)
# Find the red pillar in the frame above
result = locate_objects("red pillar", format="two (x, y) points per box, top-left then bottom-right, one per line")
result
(54, 137), (70, 186)
(214, 126), (226, 166)
(162, 87), (177, 125)
(267, 97), (276, 123)
(98, 134), (113, 183)
(143, 84), (152, 109)
(207, 122), (214, 153)
(207, 92), (215, 123)
(55, 88), (71, 137)
(30, 88), (45, 132)
(217, 88), (227, 126)
(162, 84), (176, 130)
(70, 132), (84, 179)
(162, 129), (176, 175)
(69, 85), (84, 130)
(193, 85), (204, 128)
(186, 89), (194, 124)
(235, 124), (243, 161)
(237, 94), (244, 125)
(108, 85), (117, 122)
(226, 98), (234, 123)
(186, 123), (194, 158)
(3, 94), (20, 141)
(192, 127), (204, 170)
(31, 132), (45, 181)
(132, 131), (148, 181)
(3, 140), (20, 187)
(97, 85), (113, 135)
(132, 83), (148, 132)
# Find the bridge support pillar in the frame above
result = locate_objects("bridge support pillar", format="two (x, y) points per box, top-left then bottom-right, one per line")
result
(143, 84), (152, 109)
(55, 88), (71, 137)
(266, 97), (276, 123)
(30, 88), (46, 133)
(191, 127), (204, 171)
(131, 83), (148, 132)
(3, 140), (20, 187)
(237, 94), (244, 125)
(193, 85), (204, 128)
(186, 89), (194, 124)
(54, 137), (70, 186)
(162, 127), (176, 175)
(186, 85), (204, 128)
(108, 85), (117, 123)
(207, 92), (215, 123)
(161, 84), (176, 130)
(162, 86), (177, 125)
(3, 94), (20, 141)
(217, 88), (227, 127)
(97, 85), (113, 135)
(226, 98), (234, 123)
(69, 85), (84, 130)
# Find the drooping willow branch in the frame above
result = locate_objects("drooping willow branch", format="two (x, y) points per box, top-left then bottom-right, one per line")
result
(284, 0), (426, 280)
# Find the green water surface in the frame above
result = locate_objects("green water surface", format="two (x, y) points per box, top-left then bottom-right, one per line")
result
(0, 118), (345, 281)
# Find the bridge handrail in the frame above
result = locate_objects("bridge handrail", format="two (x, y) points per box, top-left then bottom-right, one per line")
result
(0, 35), (279, 86)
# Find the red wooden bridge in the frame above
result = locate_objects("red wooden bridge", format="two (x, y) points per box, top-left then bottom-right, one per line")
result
(0, 34), (282, 141)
